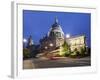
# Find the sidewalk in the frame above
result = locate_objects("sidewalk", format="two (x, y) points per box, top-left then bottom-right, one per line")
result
(23, 59), (34, 69)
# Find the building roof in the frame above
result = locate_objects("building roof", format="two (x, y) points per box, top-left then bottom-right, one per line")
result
(48, 17), (64, 37)
(66, 35), (85, 40)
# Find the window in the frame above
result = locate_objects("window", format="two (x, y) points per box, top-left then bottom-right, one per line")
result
(55, 32), (61, 37)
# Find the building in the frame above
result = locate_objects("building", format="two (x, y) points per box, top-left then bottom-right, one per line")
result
(39, 17), (86, 53)
(40, 17), (65, 52)
(27, 35), (34, 48)
(66, 35), (86, 51)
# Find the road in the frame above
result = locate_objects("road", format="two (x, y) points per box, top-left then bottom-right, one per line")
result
(23, 56), (91, 69)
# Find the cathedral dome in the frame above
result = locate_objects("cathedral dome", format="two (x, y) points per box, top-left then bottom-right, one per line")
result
(48, 17), (64, 39)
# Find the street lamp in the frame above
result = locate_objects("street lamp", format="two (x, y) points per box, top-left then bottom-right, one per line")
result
(49, 43), (53, 47)
(23, 38), (27, 43)
(23, 38), (27, 48)
(45, 46), (48, 49)
(66, 34), (70, 38)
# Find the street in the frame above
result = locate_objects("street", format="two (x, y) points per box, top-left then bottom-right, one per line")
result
(23, 56), (91, 69)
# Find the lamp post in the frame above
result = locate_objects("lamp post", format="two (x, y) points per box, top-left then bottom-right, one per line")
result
(49, 43), (53, 47)
(45, 46), (48, 49)
(23, 38), (27, 48)
(66, 34), (70, 38)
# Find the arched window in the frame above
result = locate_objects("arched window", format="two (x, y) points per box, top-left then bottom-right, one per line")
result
(55, 32), (61, 37)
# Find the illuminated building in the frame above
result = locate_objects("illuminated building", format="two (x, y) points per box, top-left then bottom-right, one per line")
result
(40, 17), (86, 52)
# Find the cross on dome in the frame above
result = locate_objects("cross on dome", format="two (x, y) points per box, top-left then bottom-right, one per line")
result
(55, 16), (58, 24)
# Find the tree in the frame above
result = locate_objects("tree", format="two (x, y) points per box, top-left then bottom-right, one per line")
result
(23, 48), (30, 59)
(69, 47), (86, 58)
(79, 46), (86, 57)
(59, 41), (70, 57)
(69, 48), (79, 58)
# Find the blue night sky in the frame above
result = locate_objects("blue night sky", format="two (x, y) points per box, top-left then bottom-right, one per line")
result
(23, 10), (91, 47)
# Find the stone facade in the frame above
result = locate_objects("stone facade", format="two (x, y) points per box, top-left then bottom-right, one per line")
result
(27, 35), (34, 48)
(39, 17), (86, 52)
(40, 17), (65, 52)
(66, 35), (86, 51)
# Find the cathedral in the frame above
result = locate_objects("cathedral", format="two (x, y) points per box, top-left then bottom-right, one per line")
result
(39, 17), (86, 53)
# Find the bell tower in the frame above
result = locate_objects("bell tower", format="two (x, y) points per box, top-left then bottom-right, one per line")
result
(27, 35), (34, 48)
